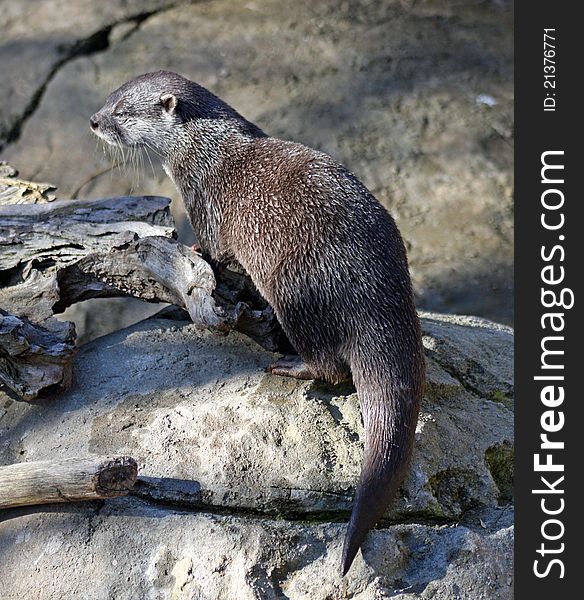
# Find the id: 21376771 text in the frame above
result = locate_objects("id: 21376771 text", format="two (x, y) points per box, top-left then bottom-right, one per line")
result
(544, 29), (557, 112)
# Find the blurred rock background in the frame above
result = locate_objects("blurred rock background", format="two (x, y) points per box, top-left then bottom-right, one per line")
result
(0, 0), (513, 341)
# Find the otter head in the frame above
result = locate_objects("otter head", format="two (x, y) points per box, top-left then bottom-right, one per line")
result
(92, 70), (265, 163)
(90, 71), (215, 156)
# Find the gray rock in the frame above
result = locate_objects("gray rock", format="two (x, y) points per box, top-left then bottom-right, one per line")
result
(0, 314), (513, 520)
(0, 311), (513, 598)
(0, 499), (513, 600)
(0, 0), (178, 145)
(61, 297), (168, 345)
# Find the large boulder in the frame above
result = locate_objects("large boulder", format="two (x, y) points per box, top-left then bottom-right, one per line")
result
(0, 311), (513, 599)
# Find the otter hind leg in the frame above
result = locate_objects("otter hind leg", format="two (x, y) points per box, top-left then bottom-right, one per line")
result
(267, 355), (315, 380)
(267, 354), (350, 385)
(267, 296), (350, 383)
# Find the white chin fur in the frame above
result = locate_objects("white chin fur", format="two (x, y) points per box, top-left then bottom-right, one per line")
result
(91, 128), (121, 146)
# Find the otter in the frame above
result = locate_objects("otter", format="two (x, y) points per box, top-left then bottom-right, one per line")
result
(90, 71), (425, 575)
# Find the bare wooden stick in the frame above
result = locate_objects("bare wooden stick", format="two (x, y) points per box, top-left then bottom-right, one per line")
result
(0, 456), (138, 509)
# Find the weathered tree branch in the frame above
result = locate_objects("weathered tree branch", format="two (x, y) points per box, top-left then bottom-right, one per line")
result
(0, 456), (138, 509)
(0, 161), (57, 204)
(0, 166), (286, 401)
(0, 310), (76, 400)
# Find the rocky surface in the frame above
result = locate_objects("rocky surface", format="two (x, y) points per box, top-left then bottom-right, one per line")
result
(0, 501), (513, 600)
(0, 0), (513, 324)
(0, 311), (514, 599)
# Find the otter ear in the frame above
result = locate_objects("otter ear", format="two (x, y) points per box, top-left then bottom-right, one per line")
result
(160, 93), (178, 115)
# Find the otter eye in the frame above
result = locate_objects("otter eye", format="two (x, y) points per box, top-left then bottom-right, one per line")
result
(112, 100), (129, 118)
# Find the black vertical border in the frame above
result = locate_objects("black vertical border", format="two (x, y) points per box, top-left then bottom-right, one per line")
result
(515, 2), (580, 596)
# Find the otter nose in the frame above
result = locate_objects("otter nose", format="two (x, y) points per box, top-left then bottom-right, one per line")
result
(89, 114), (99, 131)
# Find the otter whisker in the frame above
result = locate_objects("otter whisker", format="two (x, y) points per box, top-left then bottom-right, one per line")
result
(143, 146), (158, 180)
(130, 144), (142, 192)
(142, 139), (164, 160)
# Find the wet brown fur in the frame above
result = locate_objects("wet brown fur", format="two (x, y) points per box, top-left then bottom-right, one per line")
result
(91, 71), (426, 575)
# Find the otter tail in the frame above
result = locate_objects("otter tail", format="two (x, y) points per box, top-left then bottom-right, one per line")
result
(341, 342), (423, 576)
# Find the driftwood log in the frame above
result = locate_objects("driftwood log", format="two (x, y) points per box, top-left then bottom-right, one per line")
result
(0, 456), (138, 509)
(0, 165), (288, 401)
